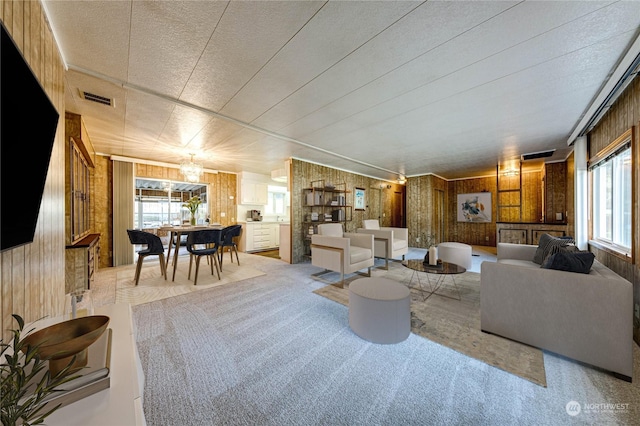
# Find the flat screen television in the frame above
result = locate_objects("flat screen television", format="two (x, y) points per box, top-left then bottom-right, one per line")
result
(1, 21), (60, 251)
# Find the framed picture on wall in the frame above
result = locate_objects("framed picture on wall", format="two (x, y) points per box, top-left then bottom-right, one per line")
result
(354, 187), (366, 210)
(457, 192), (491, 222)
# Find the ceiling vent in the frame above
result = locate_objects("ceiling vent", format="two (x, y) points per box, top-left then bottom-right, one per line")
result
(79, 90), (114, 107)
(521, 149), (555, 161)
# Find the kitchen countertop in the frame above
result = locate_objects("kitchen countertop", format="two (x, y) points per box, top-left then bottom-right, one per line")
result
(238, 220), (290, 224)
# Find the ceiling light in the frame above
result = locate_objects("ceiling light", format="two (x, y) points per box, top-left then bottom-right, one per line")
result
(502, 169), (519, 177)
(271, 168), (287, 182)
(398, 175), (406, 185)
(180, 153), (203, 183)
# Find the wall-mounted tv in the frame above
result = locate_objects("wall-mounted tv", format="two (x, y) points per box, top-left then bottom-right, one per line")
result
(1, 22), (60, 251)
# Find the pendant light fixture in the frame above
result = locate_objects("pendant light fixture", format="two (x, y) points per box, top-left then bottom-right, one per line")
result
(180, 153), (203, 183)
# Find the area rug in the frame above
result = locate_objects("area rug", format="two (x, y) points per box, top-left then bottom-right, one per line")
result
(313, 263), (547, 387)
(115, 257), (266, 306)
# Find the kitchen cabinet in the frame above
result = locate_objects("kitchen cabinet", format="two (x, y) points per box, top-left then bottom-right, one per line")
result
(239, 222), (280, 252)
(241, 181), (268, 205)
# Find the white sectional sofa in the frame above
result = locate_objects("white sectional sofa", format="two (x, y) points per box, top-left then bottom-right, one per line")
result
(481, 242), (633, 381)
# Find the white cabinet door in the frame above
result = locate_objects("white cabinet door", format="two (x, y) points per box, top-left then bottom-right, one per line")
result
(242, 224), (254, 252)
(254, 183), (268, 205)
(241, 182), (268, 205)
(241, 182), (255, 204)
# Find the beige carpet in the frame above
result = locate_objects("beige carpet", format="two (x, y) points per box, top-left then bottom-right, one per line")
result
(313, 262), (547, 387)
(115, 255), (266, 306)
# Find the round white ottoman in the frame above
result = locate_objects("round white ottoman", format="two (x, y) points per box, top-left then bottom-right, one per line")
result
(437, 242), (472, 270)
(348, 277), (411, 344)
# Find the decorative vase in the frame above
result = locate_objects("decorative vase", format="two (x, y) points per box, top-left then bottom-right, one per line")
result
(428, 246), (438, 266)
(190, 214), (196, 226)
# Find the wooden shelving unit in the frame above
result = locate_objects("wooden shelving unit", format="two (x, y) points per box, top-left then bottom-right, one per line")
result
(301, 180), (352, 256)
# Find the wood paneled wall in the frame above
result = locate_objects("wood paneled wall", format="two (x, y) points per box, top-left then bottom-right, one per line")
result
(1, 1), (67, 342)
(587, 76), (640, 344)
(544, 162), (567, 223)
(447, 176), (497, 246)
(406, 174), (448, 247)
(291, 159), (404, 263)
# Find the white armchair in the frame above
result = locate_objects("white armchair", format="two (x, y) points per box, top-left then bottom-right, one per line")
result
(311, 223), (374, 287)
(356, 219), (408, 269)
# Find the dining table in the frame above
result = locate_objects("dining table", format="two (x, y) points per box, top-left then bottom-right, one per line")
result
(159, 224), (223, 281)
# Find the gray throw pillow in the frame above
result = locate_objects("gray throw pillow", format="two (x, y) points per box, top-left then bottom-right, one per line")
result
(541, 251), (595, 274)
(533, 233), (575, 265)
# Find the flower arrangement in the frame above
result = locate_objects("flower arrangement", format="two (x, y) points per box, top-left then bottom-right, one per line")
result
(182, 196), (202, 225)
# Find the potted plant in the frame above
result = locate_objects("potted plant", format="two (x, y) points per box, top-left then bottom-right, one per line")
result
(182, 196), (202, 225)
(1, 314), (79, 426)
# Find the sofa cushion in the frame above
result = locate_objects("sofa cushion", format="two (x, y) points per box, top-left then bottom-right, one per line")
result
(392, 239), (408, 250)
(533, 233), (575, 265)
(541, 251), (595, 274)
(350, 246), (372, 264)
(497, 259), (540, 269)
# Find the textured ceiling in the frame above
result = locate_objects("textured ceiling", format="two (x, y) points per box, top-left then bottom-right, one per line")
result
(44, 1), (640, 181)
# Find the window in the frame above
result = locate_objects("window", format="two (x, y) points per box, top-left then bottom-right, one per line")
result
(590, 137), (632, 255)
(134, 179), (208, 228)
(265, 185), (288, 216)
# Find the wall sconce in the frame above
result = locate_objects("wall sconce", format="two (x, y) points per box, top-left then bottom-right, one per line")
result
(502, 169), (519, 177)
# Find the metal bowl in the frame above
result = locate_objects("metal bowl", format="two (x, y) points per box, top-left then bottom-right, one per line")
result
(21, 315), (110, 376)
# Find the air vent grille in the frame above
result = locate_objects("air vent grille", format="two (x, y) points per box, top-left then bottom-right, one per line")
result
(79, 90), (114, 107)
(521, 149), (555, 161)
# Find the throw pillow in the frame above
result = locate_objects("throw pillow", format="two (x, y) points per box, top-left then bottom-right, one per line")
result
(533, 233), (575, 265)
(541, 251), (595, 274)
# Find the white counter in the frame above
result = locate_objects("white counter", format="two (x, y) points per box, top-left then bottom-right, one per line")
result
(279, 223), (291, 263)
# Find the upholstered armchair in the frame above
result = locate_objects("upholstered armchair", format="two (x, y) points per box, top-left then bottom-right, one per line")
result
(311, 223), (374, 287)
(356, 219), (408, 269)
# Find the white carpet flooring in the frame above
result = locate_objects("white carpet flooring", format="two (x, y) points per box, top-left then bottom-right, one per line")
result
(91, 247), (640, 425)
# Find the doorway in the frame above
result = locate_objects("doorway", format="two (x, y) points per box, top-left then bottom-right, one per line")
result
(391, 188), (406, 228)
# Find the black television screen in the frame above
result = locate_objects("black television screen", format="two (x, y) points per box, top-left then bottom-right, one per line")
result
(1, 22), (60, 251)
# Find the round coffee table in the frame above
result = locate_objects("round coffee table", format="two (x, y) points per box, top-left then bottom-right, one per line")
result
(402, 259), (465, 301)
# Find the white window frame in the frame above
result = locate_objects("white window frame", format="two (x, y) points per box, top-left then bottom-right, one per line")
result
(589, 128), (634, 259)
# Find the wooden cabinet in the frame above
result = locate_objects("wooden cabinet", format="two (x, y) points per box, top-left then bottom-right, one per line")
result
(496, 223), (567, 245)
(65, 233), (100, 293)
(241, 181), (268, 205)
(67, 138), (92, 243)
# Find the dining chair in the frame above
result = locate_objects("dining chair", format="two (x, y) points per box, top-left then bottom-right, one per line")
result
(126, 229), (167, 286)
(186, 229), (222, 285)
(218, 224), (242, 270)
